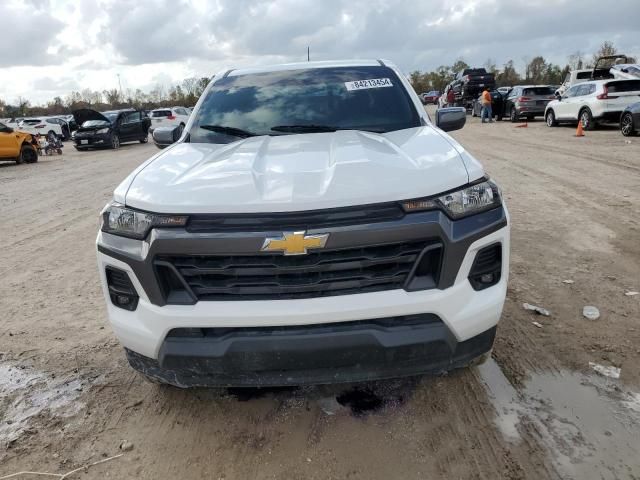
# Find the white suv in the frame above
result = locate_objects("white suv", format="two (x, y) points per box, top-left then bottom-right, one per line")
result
(97, 60), (510, 387)
(545, 79), (640, 130)
(18, 118), (64, 138)
(149, 107), (190, 134)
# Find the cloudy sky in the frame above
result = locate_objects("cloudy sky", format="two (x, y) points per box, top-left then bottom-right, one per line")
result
(3, 0), (640, 105)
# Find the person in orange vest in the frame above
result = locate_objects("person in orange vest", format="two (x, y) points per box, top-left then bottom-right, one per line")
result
(481, 87), (493, 123)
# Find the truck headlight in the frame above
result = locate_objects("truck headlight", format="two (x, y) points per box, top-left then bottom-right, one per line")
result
(402, 180), (501, 219)
(96, 128), (110, 134)
(101, 202), (187, 239)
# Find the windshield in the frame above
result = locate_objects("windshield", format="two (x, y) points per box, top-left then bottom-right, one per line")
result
(82, 120), (111, 127)
(522, 87), (555, 96)
(101, 112), (118, 122)
(190, 65), (420, 143)
(152, 110), (172, 117)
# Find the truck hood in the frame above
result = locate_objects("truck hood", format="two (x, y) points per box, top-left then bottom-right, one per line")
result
(122, 127), (473, 213)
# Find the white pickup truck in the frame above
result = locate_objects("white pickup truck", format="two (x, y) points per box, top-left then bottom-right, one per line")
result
(97, 60), (510, 387)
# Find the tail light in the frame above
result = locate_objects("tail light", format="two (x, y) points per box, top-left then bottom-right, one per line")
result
(596, 86), (618, 100)
(167, 114), (176, 120)
(517, 97), (532, 102)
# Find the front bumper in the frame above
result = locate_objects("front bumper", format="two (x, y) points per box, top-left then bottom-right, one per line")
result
(74, 132), (110, 148)
(97, 206), (509, 385)
(126, 318), (497, 387)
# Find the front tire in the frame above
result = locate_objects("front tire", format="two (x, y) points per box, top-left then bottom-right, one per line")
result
(546, 110), (557, 127)
(510, 107), (519, 123)
(19, 144), (38, 164)
(111, 134), (120, 149)
(139, 136), (148, 143)
(580, 108), (595, 131)
(621, 112), (635, 136)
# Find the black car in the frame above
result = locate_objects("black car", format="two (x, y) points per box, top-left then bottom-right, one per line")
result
(471, 90), (505, 120)
(621, 101), (640, 136)
(72, 109), (151, 150)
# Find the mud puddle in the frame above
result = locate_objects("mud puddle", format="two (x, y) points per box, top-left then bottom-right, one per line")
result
(477, 359), (640, 479)
(0, 362), (91, 446)
(225, 378), (415, 417)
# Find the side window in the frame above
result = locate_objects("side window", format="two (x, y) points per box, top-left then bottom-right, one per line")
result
(564, 86), (579, 98)
(508, 88), (519, 99)
(588, 84), (596, 95)
(178, 108), (188, 116)
(123, 112), (141, 123)
(576, 84), (591, 97)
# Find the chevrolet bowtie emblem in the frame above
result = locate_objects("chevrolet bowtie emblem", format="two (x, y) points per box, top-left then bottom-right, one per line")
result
(261, 231), (329, 255)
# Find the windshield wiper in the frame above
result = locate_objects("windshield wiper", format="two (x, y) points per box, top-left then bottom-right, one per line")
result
(271, 124), (386, 134)
(199, 125), (257, 138)
(271, 124), (339, 133)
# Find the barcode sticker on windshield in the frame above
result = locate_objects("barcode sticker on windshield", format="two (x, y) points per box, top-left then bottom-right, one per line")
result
(344, 78), (393, 91)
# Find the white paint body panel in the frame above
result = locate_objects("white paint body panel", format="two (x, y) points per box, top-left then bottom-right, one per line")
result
(124, 127), (473, 213)
(98, 224), (510, 359)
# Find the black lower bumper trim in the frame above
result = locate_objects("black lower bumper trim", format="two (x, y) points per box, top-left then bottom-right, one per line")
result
(125, 316), (496, 387)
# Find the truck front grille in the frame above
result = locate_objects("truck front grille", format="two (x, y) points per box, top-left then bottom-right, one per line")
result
(186, 203), (405, 232)
(155, 240), (438, 301)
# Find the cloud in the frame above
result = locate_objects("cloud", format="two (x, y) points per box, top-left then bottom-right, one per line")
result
(0, 2), (65, 67)
(1, 0), (640, 104)
(31, 77), (80, 92)
(99, 0), (223, 65)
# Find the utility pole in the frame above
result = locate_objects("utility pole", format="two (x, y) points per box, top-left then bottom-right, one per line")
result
(117, 74), (123, 102)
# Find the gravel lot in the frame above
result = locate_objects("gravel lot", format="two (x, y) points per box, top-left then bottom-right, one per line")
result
(1, 112), (639, 479)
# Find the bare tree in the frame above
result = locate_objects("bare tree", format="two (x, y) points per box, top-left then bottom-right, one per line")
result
(16, 96), (30, 115)
(592, 41), (618, 67)
(567, 51), (585, 70)
(483, 58), (498, 75)
(103, 89), (121, 107)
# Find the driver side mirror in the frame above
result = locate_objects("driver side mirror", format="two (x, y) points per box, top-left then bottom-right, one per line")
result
(152, 126), (182, 149)
(435, 107), (466, 132)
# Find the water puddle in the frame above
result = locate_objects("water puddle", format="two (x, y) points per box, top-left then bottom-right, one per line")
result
(477, 359), (640, 479)
(0, 362), (87, 446)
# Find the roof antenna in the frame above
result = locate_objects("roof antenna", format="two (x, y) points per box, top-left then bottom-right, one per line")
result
(307, 46), (310, 62)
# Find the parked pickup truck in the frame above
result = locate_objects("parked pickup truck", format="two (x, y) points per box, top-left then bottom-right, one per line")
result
(450, 68), (496, 108)
(97, 60), (510, 387)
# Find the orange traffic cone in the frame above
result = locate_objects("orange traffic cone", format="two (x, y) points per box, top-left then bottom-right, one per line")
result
(575, 121), (584, 137)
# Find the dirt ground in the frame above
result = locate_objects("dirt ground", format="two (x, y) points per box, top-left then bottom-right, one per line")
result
(1, 111), (639, 479)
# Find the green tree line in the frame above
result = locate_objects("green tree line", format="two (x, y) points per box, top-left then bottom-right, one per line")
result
(409, 41), (634, 93)
(0, 76), (210, 119)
